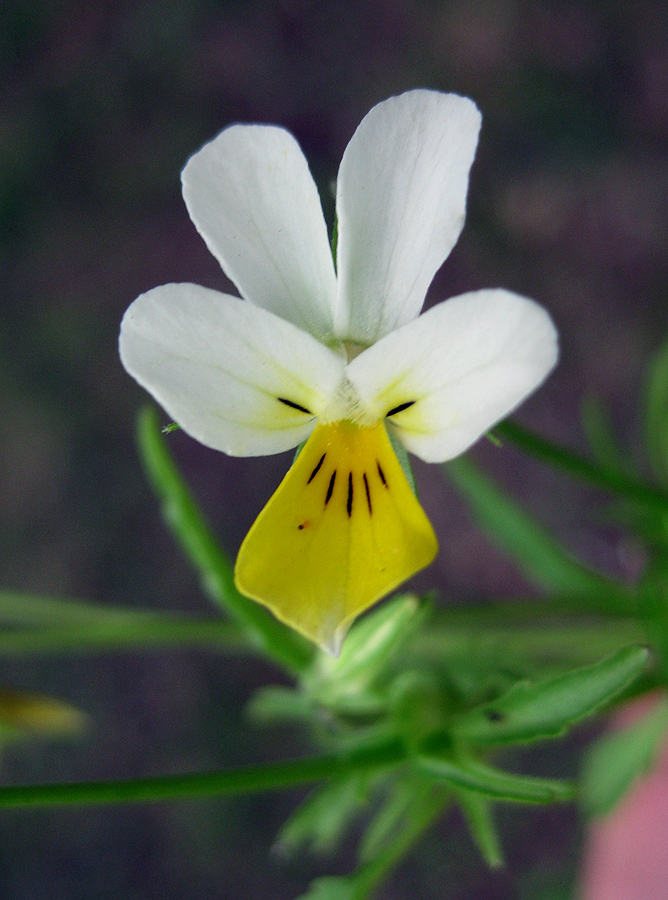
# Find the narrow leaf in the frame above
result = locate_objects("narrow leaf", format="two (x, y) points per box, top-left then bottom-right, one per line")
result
(246, 686), (315, 725)
(297, 875), (360, 900)
(495, 419), (668, 514)
(580, 395), (633, 478)
(444, 455), (636, 614)
(417, 753), (574, 804)
(358, 777), (434, 864)
(581, 697), (668, 818)
(456, 788), (504, 868)
(451, 646), (650, 746)
(136, 406), (313, 674)
(277, 774), (376, 856)
(644, 333), (668, 487)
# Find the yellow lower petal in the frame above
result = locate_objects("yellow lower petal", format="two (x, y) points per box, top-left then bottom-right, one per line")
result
(234, 420), (438, 654)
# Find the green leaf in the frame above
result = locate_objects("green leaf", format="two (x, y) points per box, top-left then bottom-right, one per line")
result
(580, 395), (632, 478)
(451, 646), (650, 746)
(495, 419), (668, 513)
(277, 773), (377, 856)
(416, 753), (574, 804)
(136, 406), (313, 675)
(296, 780), (446, 900)
(444, 455), (636, 614)
(297, 875), (360, 900)
(644, 332), (668, 487)
(456, 788), (504, 868)
(246, 686), (315, 725)
(581, 696), (668, 818)
(358, 776), (435, 864)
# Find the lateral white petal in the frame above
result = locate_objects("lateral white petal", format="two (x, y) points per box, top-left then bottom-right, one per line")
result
(119, 283), (345, 456)
(335, 90), (481, 345)
(346, 290), (558, 462)
(182, 125), (337, 343)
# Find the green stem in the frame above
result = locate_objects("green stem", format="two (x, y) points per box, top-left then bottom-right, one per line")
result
(411, 617), (643, 669)
(496, 420), (668, 513)
(137, 407), (313, 675)
(0, 616), (247, 657)
(0, 590), (163, 627)
(0, 739), (405, 810)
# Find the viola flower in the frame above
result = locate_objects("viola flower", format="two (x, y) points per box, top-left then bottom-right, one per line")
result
(120, 90), (558, 655)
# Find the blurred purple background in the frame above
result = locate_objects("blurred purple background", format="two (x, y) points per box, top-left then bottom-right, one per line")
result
(1, 1), (668, 897)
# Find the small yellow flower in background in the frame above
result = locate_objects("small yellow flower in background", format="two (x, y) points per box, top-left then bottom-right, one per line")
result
(120, 90), (558, 654)
(0, 688), (88, 739)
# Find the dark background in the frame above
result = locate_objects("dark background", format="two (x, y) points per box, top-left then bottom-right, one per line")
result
(1, 1), (667, 897)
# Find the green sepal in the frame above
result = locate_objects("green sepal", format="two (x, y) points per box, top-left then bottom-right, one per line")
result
(451, 646), (650, 746)
(388, 429), (418, 496)
(292, 440), (307, 464)
(580, 696), (668, 818)
(330, 214), (338, 268)
(305, 595), (427, 713)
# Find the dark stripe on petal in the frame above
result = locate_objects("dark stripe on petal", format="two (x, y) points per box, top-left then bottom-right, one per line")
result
(377, 461), (388, 487)
(278, 397), (312, 415)
(363, 473), (372, 514)
(347, 472), (353, 517)
(386, 400), (416, 417)
(307, 453), (326, 484)
(325, 471), (336, 506)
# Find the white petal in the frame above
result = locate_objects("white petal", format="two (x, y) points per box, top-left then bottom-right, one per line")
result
(334, 90), (482, 345)
(182, 125), (337, 343)
(119, 283), (345, 456)
(346, 289), (558, 462)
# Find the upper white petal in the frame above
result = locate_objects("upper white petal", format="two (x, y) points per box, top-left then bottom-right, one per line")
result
(345, 289), (558, 462)
(182, 125), (337, 343)
(334, 90), (482, 345)
(119, 283), (345, 456)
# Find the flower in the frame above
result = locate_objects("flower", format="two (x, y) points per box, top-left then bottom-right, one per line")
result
(120, 90), (558, 654)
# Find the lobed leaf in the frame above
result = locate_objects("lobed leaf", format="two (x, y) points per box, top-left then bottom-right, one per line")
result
(450, 646), (650, 746)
